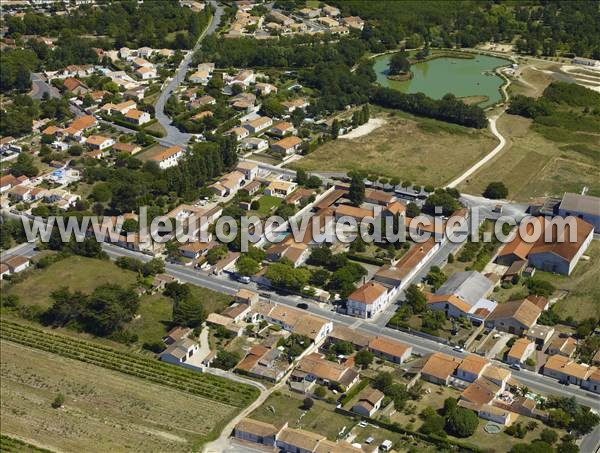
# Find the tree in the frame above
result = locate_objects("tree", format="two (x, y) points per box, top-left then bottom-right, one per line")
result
(355, 349), (374, 368)
(90, 182), (112, 202)
(348, 173), (365, 206)
(423, 189), (460, 216)
(51, 393), (65, 409)
(539, 429), (558, 445)
(10, 152), (39, 177)
(172, 295), (206, 328)
(556, 441), (579, 453)
(261, 97), (285, 117)
(442, 397), (458, 416)
(483, 182), (508, 199)
(445, 407), (478, 438)
(406, 202), (420, 217)
(213, 350), (240, 370)
(332, 341), (353, 355)
(236, 255), (260, 276)
(405, 284), (427, 313)
(547, 409), (570, 429)
(388, 51), (410, 75)
(330, 119), (340, 139)
(303, 397), (314, 409)
(425, 266), (447, 291)
(296, 168), (308, 185)
(571, 410), (600, 435)
(372, 372), (393, 392)
(314, 386), (326, 398)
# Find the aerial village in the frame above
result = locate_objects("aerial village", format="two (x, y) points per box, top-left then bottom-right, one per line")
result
(0, 1), (599, 452)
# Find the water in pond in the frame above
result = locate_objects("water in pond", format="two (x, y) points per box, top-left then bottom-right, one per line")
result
(373, 53), (511, 108)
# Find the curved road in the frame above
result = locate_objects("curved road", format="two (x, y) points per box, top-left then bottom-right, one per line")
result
(445, 67), (512, 190)
(154, 1), (224, 146)
(445, 114), (507, 189)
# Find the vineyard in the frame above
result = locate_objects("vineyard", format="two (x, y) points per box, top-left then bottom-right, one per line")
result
(0, 435), (53, 453)
(0, 320), (259, 408)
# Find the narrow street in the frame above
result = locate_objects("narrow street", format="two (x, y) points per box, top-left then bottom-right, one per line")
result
(154, 1), (225, 146)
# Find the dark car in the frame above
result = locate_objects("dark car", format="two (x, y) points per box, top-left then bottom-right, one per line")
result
(296, 303), (309, 310)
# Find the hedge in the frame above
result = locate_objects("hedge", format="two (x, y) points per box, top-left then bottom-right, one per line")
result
(340, 378), (370, 406)
(346, 253), (386, 266)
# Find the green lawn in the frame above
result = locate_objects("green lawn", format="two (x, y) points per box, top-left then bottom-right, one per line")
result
(143, 121), (167, 137)
(251, 195), (283, 217)
(250, 389), (353, 441)
(3, 255), (137, 309)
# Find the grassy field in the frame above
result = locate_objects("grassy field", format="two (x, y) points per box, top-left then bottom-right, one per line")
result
(251, 195), (283, 217)
(136, 143), (168, 162)
(459, 114), (600, 200)
(250, 389), (352, 440)
(535, 239), (600, 322)
(0, 340), (239, 452)
(2, 255), (231, 347)
(292, 110), (497, 186)
(488, 240), (600, 320)
(143, 121), (167, 137)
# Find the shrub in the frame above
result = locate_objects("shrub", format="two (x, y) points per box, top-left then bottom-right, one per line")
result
(303, 397), (314, 410)
(51, 393), (64, 409)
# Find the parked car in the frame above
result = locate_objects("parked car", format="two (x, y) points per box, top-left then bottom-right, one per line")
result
(296, 302), (309, 310)
(453, 345), (465, 353)
(510, 363), (521, 371)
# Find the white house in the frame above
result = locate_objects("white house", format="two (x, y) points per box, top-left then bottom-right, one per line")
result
(158, 338), (203, 371)
(455, 355), (490, 383)
(124, 109), (151, 125)
(346, 281), (389, 319)
(368, 337), (412, 364)
(236, 161), (259, 181)
(136, 66), (157, 80)
(506, 338), (536, 365)
(271, 136), (302, 155)
(227, 126), (250, 142)
(1, 255), (30, 275)
(189, 70), (211, 85)
(352, 387), (385, 417)
(264, 180), (297, 198)
(149, 145), (184, 169)
(85, 135), (115, 150)
(242, 116), (273, 134)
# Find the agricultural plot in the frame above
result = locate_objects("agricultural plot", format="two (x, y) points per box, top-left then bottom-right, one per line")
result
(1, 340), (240, 452)
(0, 320), (259, 408)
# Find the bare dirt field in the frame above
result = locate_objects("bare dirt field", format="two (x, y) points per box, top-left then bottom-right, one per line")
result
(0, 341), (238, 453)
(293, 111), (497, 186)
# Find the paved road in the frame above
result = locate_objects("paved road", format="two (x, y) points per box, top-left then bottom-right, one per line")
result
(2, 211), (598, 410)
(580, 423), (600, 453)
(154, 1), (224, 146)
(97, 242), (600, 409)
(29, 73), (60, 100)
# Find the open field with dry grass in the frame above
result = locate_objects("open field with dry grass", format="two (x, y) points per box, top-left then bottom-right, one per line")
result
(1, 255), (230, 348)
(459, 114), (600, 201)
(292, 110), (497, 186)
(0, 340), (239, 452)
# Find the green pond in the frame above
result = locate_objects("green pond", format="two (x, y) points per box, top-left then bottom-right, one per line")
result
(373, 53), (511, 108)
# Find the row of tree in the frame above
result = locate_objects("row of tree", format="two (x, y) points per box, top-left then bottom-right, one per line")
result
(372, 88), (487, 129)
